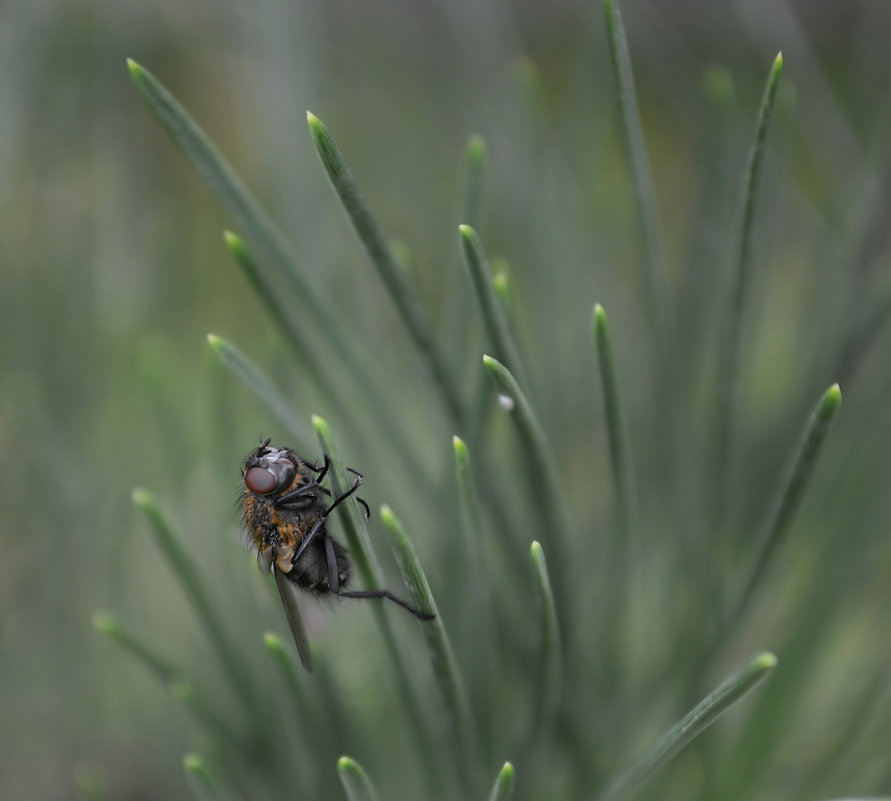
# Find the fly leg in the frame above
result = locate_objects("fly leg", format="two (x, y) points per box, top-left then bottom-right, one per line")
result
(291, 472), (365, 565)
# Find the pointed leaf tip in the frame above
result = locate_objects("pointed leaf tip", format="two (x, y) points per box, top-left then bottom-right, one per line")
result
(490, 761), (516, 801)
(222, 230), (241, 249)
(183, 753), (204, 772)
(819, 383), (842, 419)
(131, 487), (153, 508)
(306, 111), (324, 135)
(770, 52), (784, 83)
(466, 134), (487, 159)
(379, 504), (395, 525)
(754, 651), (778, 670)
(92, 610), (119, 634)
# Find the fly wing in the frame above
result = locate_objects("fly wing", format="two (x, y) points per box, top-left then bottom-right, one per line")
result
(273, 565), (313, 673)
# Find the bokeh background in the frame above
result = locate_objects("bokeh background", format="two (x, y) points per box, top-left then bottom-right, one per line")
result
(1, 0), (890, 799)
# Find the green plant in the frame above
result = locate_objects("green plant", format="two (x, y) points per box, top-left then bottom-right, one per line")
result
(91, 2), (891, 799)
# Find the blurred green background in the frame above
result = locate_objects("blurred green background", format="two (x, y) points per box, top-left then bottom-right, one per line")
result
(2, 0), (890, 799)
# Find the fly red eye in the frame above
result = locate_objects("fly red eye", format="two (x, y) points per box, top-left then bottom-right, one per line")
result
(245, 467), (276, 494)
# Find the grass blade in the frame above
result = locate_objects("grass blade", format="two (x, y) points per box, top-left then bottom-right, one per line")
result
(312, 415), (388, 589)
(530, 542), (562, 734)
(262, 632), (309, 714)
(592, 303), (632, 541)
(461, 225), (530, 390)
(222, 232), (429, 487)
(265, 634), (350, 798)
(127, 60), (394, 431)
(713, 52), (785, 518)
(337, 756), (381, 801)
(381, 504), (481, 792)
(222, 231), (326, 384)
(733, 383), (842, 626)
(206, 333), (313, 447)
(306, 111), (462, 423)
(482, 355), (572, 611)
(454, 435), (483, 566)
(126, 62), (344, 343)
(183, 753), (224, 801)
(312, 416), (441, 792)
(380, 506), (439, 622)
(93, 610), (176, 684)
(93, 612), (237, 746)
(599, 652), (777, 801)
(451, 135), (488, 367)
(169, 680), (242, 754)
(487, 762), (516, 801)
(131, 488), (257, 712)
(492, 260), (513, 313)
(591, 303), (636, 676)
(602, 0), (669, 335)
(453, 436), (491, 630)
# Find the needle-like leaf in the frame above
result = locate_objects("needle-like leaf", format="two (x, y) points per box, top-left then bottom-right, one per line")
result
(530, 542), (562, 734)
(206, 333), (313, 448)
(461, 225), (529, 390)
(337, 757), (381, 801)
(131, 488), (257, 711)
(482, 355), (572, 612)
(93, 612), (237, 745)
(126, 61), (349, 357)
(312, 416), (440, 793)
(712, 52), (784, 517)
(592, 303), (632, 541)
(307, 111), (462, 423)
(733, 383), (842, 626)
(602, 0), (670, 337)
(381, 504), (481, 792)
(598, 652), (777, 801)
(487, 762), (516, 801)
(183, 753), (223, 801)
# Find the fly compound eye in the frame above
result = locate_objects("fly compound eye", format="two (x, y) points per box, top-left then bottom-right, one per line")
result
(245, 467), (277, 495)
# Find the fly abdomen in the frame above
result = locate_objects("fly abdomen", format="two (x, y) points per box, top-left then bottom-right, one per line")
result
(288, 533), (350, 593)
